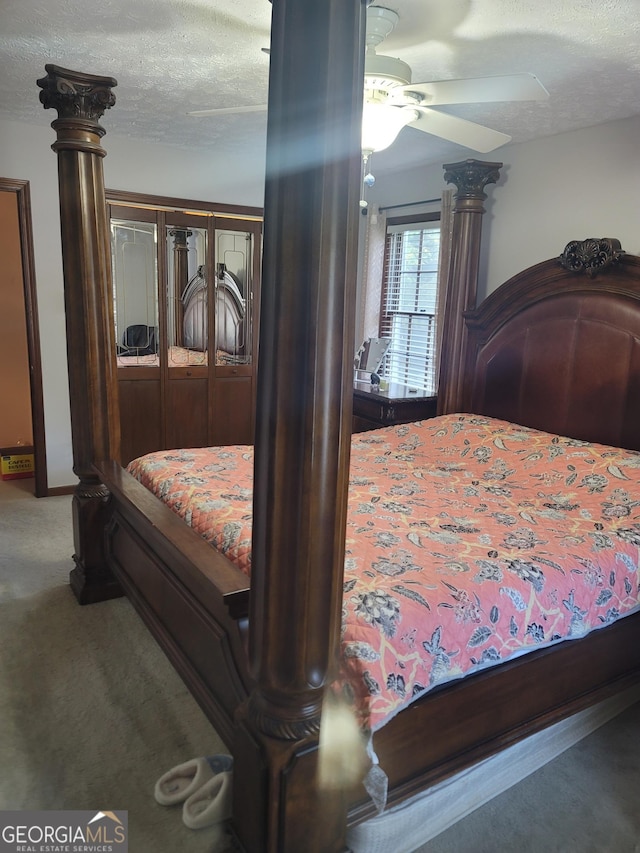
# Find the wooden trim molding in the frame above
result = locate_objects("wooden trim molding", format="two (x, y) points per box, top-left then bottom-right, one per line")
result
(47, 484), (77, 497)
(0, 178), (48, 498)
(106, 188), (263, 221)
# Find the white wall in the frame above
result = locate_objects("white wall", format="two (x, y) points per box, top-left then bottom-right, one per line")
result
(479, 116), (640, 299)
(103, 133), (266, 207)
(0, 113), (637, 487)
(0, 117), (265, 488)
(370, 115), (640, 302)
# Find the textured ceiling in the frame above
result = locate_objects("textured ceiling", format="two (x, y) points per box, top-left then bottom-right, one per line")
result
(1, 0), (639, 176)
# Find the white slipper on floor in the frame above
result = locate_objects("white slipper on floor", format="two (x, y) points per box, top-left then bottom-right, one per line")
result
(182, 770), (233, 829)
(154, 755), (233, 806)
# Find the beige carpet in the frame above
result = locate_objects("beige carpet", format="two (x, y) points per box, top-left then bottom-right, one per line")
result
(0, 478), (234, 852)
(415, 698), (640, 853)
(2, 477), (640, 852)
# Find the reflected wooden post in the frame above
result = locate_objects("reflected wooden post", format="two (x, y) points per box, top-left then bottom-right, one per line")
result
(437, 159), (502, 415)
(169, 228), (192, 347)
(38, 65), (122, 604)
(232, 0), (367, 850)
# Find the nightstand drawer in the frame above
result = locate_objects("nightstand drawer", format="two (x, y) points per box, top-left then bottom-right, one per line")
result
(353, 384), (437, 432)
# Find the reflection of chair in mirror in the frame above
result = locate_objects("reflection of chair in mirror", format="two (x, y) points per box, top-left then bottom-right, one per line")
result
(118, 324), (158, 357)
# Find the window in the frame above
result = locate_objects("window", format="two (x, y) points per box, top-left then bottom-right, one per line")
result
(378, 214), (441, 394)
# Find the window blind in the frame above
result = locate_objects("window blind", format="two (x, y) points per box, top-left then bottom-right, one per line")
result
(379, 221), (441, 393)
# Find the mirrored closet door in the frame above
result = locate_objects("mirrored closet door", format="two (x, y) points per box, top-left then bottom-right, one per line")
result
(108, 192), (262, 465)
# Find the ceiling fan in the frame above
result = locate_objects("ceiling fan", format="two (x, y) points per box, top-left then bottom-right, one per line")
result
(188, 5), (549, 157)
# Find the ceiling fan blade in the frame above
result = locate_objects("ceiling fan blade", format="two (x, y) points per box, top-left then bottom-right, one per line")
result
(409, 108), (511, 152)
(187, 104), (268, 117)
(396, 73), (549, 106)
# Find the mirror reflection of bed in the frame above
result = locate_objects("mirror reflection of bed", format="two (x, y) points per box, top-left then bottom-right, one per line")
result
(181, 263), (248, 364)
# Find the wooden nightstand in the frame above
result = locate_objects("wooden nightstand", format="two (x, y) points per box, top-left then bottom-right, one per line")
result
(353, 381), (437, 432)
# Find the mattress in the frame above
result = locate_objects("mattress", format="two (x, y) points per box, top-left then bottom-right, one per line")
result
(127, 414), (640, 732)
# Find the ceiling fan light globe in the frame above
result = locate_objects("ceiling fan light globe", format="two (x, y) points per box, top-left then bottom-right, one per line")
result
(361, 103), (418, 154)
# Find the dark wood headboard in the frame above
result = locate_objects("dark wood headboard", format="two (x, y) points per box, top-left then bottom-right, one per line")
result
(460, 239), (640, 450)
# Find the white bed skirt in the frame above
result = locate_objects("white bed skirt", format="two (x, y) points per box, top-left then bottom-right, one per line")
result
(346, 684), (640, 853)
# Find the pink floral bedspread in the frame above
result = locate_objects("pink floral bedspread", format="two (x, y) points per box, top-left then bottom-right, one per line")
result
(127, 414), (640, 732)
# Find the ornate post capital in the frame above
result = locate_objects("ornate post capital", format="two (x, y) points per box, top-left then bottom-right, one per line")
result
(37, 64), (116, 123)
(169, 228), (193, 248)
(443, 158), (503, 200)
(37, 64), (117, 153)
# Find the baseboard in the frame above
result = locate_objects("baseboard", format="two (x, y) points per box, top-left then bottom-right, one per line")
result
(346, 683), (640, 853)
(47, 484), (76, 497)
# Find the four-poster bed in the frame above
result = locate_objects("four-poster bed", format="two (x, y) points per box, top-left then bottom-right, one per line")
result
(38, 2), (640, 850)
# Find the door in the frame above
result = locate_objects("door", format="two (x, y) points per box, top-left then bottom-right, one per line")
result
(0, 179), (46, 496)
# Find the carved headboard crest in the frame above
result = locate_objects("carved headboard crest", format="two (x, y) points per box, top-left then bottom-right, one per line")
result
(558, 238), (625, 277)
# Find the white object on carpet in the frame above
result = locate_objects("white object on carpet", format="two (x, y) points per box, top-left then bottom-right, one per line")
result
(182, 771), (233, 830)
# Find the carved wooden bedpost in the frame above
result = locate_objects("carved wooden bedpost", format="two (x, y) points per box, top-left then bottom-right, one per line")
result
(38, 65), (122, 604)
(437, 159), (502, 414)
(169, 228), (192, 347)
(233, 1), (367, 850)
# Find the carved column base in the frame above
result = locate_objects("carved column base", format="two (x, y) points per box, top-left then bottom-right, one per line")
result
(248, 687), (323, 742)
(69, 562), (123, 606)
(69, 479), (123, 605)
(231, 709), (348, 853)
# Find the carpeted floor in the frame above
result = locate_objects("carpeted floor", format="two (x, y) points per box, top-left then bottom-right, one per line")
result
(418, 698), (640, 853)
(0, 478), (234, 852)
(1, 477), (640, 852)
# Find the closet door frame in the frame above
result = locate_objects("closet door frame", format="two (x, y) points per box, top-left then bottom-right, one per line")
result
(212, 216), (263, 445)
